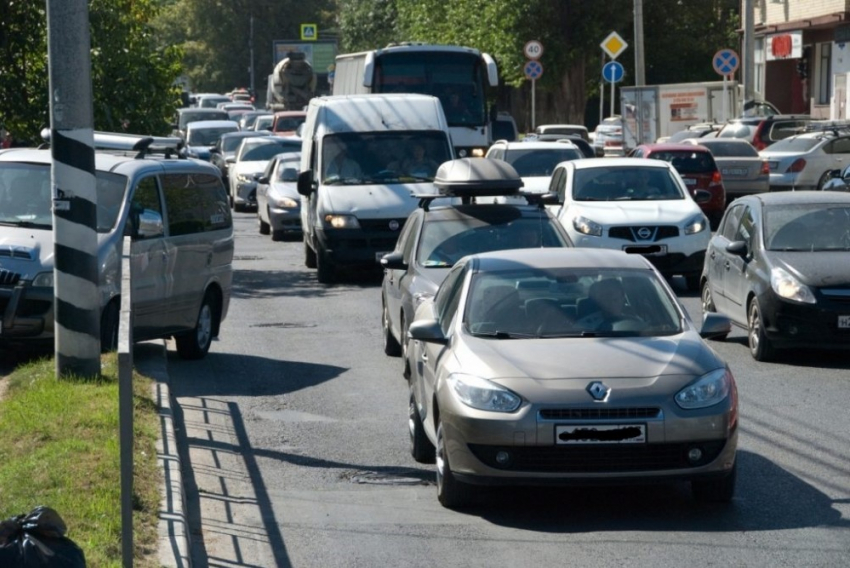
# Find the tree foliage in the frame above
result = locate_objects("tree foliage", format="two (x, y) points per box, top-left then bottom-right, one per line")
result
(0, 0), (183, 141)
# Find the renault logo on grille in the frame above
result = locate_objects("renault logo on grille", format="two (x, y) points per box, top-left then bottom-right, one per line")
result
(587, 381), (610, 401)
(636, 227), (652, 240)
(389, 220), (400, 231)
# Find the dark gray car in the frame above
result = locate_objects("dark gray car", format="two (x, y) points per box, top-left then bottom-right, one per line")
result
(684, 138), (769, 199)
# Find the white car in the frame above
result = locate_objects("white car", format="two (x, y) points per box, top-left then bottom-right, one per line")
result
(483, 140), (584, 204)
(592, 115), (625, 156)
(548, 158), (711, 290)
(759, 129), (850, 191)
(228, 137), (301, 211)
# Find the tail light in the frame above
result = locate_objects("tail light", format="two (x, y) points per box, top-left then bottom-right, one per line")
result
(752, 123), (767, 151)
(760, 160), (770, 175)
(786, 158), (806, 173)
(711, 170), (722, 185)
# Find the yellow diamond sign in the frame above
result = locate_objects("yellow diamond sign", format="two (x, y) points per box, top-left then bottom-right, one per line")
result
(601, 31), (628, 60)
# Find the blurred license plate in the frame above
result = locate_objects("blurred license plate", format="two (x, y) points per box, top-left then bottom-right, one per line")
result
(556, 424), (646, 444)
(375, 251), (390, 262)
(623, 244), (667, 257)
(722, 168), (747, 176)
(839, 315), (850, 328)
(683, 178), (696, 185)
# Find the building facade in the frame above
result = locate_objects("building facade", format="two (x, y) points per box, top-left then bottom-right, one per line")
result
(750, 0), (850, 118)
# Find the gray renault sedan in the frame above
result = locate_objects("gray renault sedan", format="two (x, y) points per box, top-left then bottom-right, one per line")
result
(406, 247), (738, 509)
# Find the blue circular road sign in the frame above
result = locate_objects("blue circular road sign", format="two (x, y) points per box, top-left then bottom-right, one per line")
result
(713, 49), (739, 76)
(603, 61), (624, 83)
(524, 60), (543, 80)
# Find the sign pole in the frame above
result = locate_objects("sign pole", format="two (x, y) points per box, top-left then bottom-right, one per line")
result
(532, 79), (536, 131)
(610, 75), (615, 119)
(723, 74), (728, 122)
(600, 52), (606, 125)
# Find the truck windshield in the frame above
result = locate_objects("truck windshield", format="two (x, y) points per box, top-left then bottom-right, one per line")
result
(374, 51), (486, 127)
(321, 131), (452, 184)
(0, 163), (127, 232)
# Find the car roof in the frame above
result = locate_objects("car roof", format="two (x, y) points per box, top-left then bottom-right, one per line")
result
(570, 157), (672, 170)
(470, 247), (651, 271)
(186, 120), (240, 130)
(421, 203), (555, 221)
(748, 190), (850, 207)
(273, 111), (307, 118)
(727, 114), (813, 124)
(221, 130), (273, 140)
(496, 140), (578, 150)
(639, 142), (711, 152)
(244, 136), (301, 147)
(178, 107), (225, 115)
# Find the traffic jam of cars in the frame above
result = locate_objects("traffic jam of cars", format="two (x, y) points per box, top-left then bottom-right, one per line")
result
(4, 80), (850, 513)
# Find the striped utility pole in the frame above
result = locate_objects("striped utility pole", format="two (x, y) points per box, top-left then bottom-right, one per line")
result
(47, 0), (100, 378)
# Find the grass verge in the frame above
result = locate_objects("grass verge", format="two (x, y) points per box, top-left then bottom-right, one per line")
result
(0, 353), (160, 568)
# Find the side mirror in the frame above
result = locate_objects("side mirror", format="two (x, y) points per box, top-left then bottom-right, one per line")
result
(209, 148), (220, 155)
(693, 189), (712, 204)
(699, 312), (732, 340)
(225, 156), (236, 164)
(380, 251), (407, 270)
(258, 176), (270, 185)
(408, 319), (448, 345)
(726, 240), (748, 258)
(126, 207), (164, 240)
(297, 170), (314, 196)
(489, 104), (498, 123)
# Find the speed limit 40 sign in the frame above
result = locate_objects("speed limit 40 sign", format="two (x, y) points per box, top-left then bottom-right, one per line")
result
(524, 40), (544, 60)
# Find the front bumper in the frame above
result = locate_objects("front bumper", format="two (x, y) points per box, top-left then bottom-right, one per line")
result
(758, 291), (850, 350)
(235, 181), (258, 205)
(314, 220), (406, 267)
(269, 207), (302, 234)
(0, 283), (55, 345)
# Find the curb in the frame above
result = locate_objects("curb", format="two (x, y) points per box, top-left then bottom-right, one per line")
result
(135, 340), (191, 568)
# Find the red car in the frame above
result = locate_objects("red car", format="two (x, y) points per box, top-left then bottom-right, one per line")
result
(629, 143), (726, 229)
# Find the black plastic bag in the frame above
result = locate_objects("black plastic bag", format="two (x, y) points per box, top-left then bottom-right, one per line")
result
(0, 506), (86, 567)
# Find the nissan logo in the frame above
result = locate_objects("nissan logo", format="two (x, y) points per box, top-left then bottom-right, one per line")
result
(636, 227), (652, 240)
(389, 220), (400, 231)
(587, 381), (610, 401)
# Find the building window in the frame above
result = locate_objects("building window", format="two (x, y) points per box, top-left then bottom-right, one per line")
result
(818, 42), (832, 105)
(754, 37), (764, 97)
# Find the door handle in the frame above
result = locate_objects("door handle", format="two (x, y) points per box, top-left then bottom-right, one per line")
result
(725, 261), (731, 271)
(421, 352), (428, 363)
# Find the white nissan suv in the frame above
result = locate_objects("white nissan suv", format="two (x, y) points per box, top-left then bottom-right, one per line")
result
(548, 157), (711, 290)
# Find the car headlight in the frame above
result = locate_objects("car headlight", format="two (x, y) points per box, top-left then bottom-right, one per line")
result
(684, 214), (708, 235)
(771, 266), (815, 304)
(237, 173), (254, 183)
(447, 373), (522, 412)
(32, 271), (54, 288)
(675, 367), (732, 409)
(273, 197), (299, 208)
(324, 214), (360, 229)
(573, 215), (603, 237)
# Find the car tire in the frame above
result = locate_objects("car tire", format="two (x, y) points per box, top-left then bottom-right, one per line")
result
(382, 300), (402, 356)
(175, 291), (217, 360)
(692, 462), (736, 503)
(748, 300), (775, 362)
(100, 299), (120, 353)
(700, 281), (728, 340)
(259, 216), (270, 235)
(271, 228), (285, 242)
(409, 385), (435, 464)
(401, 315), (411, 381)
(234, 201), (246, 213)
(817, 170), (834, 191)
(436, 421), (471, 509)
(316, 247), (335, 284)
(304, 239), (317, 269)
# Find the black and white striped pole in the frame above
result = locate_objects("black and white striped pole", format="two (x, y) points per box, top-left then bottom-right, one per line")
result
(47, 0), (100, 378)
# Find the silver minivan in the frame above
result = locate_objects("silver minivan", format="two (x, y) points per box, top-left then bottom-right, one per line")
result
(0, 133), (233, 358)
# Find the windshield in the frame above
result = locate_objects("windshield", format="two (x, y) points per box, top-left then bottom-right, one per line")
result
(765, 204), (850, 251)
(275, 116), (305, 132)
(180, 111), (227, 129)
(717, 122), (756, 140)
(374, 51), (487, 127)
(275, 157), (301, 182)
(321, 131), (452, 184)
(239, 140), (300, 162)
(572, 167), (684, 201)
(648, 150), (716, 174)
(464, 268), (682, 338)
(503, 148), (583, 177)
(417, 215), (568, 267)
(0, 163), (127, 232)
(188, 127), (238, 146)
(763, 137), (819, 153)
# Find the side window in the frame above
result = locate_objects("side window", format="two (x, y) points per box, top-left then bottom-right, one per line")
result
(549, 168), (564, 196)
(128, 177), (163, 240)
(829, 137), (850, 155)
(735, 206), (756, 249)
(434, 264), (466, 335)
(399, 215), (420, 261)
(720, 203), (745, 241)
(162, 173), (232, 236)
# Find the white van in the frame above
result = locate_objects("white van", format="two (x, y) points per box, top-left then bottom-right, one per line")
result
(297, 94), (454, 283)
(0, 132), (233, 358)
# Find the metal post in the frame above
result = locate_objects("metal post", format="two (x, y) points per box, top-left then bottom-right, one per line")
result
(46, 0), (100, 379)
(742, 0), (754, 105)
(600, 52), (606, 124)
(531, 79), (536, 131)
(249, 14), (256, 97)
(634, 0), (646, 86)
(119, 238), (134, 568)
(610, 77), (615, 119)
(723, 74), (729, 122)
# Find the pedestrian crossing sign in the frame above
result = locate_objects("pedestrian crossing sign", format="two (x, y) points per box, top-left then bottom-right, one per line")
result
(301, 24), (318, 41)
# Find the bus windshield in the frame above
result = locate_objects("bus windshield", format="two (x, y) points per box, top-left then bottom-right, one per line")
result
(374, 51), (486, 127)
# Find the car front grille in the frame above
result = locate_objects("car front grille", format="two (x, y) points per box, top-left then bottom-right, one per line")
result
(539, 407), (661, 420)
(820, 288), (850, 305)
(608, 226), (679, 242)
(468, 440), (726, 473)
(0, 269), (21, 286)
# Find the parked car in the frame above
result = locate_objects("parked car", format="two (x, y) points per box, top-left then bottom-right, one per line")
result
(683, 138), (769, 200)
(209, 130), (273, 185)
(535, 124), (590, 141)
(758, 129), (850, 191)
(272, 111), (308, 136)
(528, 134), (597, 158)
(629, 143), (726, 229)
(715, 115), (814, 151)
(238, 110), (270, 131)
(660, 123), (724, 144)
(256, 152), (303, 241)
(700, 191), (850, 361)
(547, 158), (711, 290)
(484, 140), (584, 202)
(229, 136), (301, 211)
(173, 108), (229, 140)
(183, 120), (240, 161)
(195, 94), (231, 109)
(253, 114), (275, 132)
(380, 158), (572, 372)
(0, 132), (233, 358)
(406, 247), (737, 509)
(592, 115), (624, 156)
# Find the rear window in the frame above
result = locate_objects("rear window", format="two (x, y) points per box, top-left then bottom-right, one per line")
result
(766, 121), (809, 142)
(717, 122), (757, 140)
(765, 136), (819, 152)
(701, 141), (758, 157)
(275, 116), (306, 132)
(503, 148), (583, 177)
(492, 119), (518, 142)
(648, 150), (716, 174)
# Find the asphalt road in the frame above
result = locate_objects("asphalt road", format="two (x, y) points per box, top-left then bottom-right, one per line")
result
(166, 212), (850, 568)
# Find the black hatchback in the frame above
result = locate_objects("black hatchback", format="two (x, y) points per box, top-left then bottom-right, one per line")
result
(700, 191), (850, 361)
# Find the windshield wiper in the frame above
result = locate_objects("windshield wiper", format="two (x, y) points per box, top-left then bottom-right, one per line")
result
(1, 220), (51, 229)
(471, 330), (535, 339)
